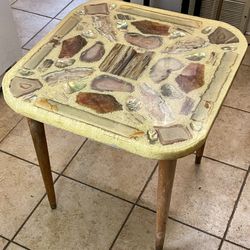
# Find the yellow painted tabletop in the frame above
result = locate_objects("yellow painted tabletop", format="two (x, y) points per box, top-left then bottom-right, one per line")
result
(2, 0), (248, 160)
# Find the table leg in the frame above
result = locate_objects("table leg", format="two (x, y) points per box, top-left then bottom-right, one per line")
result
(27, 118), (57, 209)
(195, 142), (206, 164)
(155, 159), (176, 250)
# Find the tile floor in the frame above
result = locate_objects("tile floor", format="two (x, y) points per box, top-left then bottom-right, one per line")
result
(0, 0), (250, 249)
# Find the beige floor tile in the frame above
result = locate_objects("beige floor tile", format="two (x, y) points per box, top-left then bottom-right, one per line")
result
(221, 241), (246, 250)
(0, 237), (8, 249)
(57, 0), (87, 19)
(12, 9), (51, 46)
(0, 152), (56, 238)
(0, 93), (22, 142)
(224, 65), (250, 112)
(226, 176), (250, 248)
(204, 107), (250, 169)
(6, 243), (27, 250)
(12, 0), (72, 18)
(15, 176), (131, 250)
(113, 206), (220, 250)
(64, 140), (156, 202)
(24, 19), (60, 50)
(242, 46), (250, 66)
(0, 119), (85, 173)
(139, 155), (245, 237)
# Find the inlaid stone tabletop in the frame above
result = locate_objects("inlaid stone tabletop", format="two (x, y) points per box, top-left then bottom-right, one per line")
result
(2, 0), (247, 160)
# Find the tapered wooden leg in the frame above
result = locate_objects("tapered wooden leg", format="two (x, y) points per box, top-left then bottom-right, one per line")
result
(27, 118), (57, 209)
(195, 142), (206, 164)
(155, 159), (176, 250)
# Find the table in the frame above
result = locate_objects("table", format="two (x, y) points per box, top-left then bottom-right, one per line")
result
(2, 0), (247, 249)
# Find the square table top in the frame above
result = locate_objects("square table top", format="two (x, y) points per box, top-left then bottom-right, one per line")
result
(2, 0), (247, 160)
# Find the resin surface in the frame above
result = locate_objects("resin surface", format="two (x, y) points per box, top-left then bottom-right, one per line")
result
(2, 0), (247, 160)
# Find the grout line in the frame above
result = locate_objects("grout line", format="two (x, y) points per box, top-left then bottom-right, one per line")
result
(218, 166), (250, 249)
(22, 18), (54, 49)
(4, 139), (88, 248)
(0, 149), (39, 167)
(0, 117), (23, 145)
(222, 104), (250, 115)
(11, 7), (53, 19)
(135, 203), (223, 241)
(223, 239), (250, 250)
(0, 235), (10, 241)
(109, 162), (158, 249)
(10, 241), (31, 250)
(10, 0), (18, 5)
(61, 174), (134, 205)
(54, 0), (74, 19)
(201, 155), (248, 172)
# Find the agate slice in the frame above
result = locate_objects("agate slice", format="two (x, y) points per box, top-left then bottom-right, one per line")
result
(208, 27), (239, 44)
(140, 83), (174, 125)
(9, 77), (42, 98)
(80, 42), (105, 62)
(161, 84), (184, 99)
(91, 75), (134, 93)
(150, 58), (184, 83)
(180, 96), (195, 115)
(176, 63), (205, 93)
(59, 35), (87, 58)
(125, 33), (162, 50)
(55, 58), (75, 68)
(164, 37), (207, 54)
(76, 92), (122, 114)
(84, 3), (109, 15)
(43, 67), (94, 85)
(131, 20), (170, 36)
(100, 43), (153, 80)
(92, 16), (116, 42)
(155, 125), (192, 145)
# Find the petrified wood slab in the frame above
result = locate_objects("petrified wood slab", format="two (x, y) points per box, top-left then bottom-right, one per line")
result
(80, 42), (105, 62)
(131, 20), (170, 35)
(76, 92), (123, 113)
(59, 35), (87, 58)
(99, 43), (153, 80)
(10, 77), (42, 98)
(176, 63), (205, 93)
(124, 33), (162, 49)
(208, 27), (239, 44)
(91, 75), (134, 92)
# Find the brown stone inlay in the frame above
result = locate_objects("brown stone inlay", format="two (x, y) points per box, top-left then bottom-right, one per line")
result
(84, 3), (109, 15)
(59, 35), (87, 58)
(176, 63), (205, 93)
(208, 27), (239, 44)
(76, 92), (123, 114)
(131, 20), (170, 35)
(124, 33), (162, 50)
